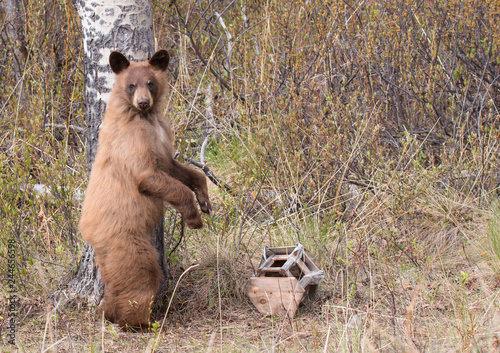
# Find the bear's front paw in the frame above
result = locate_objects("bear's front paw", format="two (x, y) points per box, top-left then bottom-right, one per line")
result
(185, 213), (203, 229)
(199, 200), (212, 214)
(195, 192), (212, 214)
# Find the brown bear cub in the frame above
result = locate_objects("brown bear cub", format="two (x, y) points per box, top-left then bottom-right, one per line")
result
(79, 50), (211, 329)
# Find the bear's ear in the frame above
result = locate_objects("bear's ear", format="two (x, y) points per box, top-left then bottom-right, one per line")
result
(149, 50), (169, 71)
(109, 52), (130, 74)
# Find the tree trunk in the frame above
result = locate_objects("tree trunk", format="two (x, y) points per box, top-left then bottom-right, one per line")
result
(3, 0), (28, 84)
(68, 0), (168, 304)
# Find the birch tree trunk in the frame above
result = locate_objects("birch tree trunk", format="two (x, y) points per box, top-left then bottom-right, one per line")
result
(68, 0), (168, 304)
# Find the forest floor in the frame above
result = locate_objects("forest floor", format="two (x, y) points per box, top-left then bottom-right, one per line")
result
(4, 246), (500, 352)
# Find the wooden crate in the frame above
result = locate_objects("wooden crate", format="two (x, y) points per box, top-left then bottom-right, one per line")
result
(246, 244), (324, 317)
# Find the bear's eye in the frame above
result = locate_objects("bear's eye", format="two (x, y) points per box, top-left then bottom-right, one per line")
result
(128, 83), (136, 93)
(147, 81), (155, 91)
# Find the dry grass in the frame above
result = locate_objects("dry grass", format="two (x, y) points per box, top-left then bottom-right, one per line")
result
(3, 196), (500, 352)
(3, 250), (500, 352)
(2, 0), (500, 351)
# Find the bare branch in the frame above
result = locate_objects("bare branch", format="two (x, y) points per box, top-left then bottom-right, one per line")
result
(186, 156), (234, 196)
(215, 12), (233, 62)
(183, 135), (234, 195)
(200, 135), (209, 164)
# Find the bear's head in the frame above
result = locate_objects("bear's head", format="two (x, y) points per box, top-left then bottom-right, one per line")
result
(109, 50), (170, 113)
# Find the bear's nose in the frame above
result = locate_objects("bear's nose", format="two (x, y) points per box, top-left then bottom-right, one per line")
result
(137, 99), (150, 110)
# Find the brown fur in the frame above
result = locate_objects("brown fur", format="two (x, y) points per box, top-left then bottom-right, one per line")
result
(79, 50), (211, 329)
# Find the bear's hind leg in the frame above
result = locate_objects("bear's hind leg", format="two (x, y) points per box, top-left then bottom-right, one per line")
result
(98, 240), (162, 329)
(99, 284), (119, 323)
(93, 252), (120, 323)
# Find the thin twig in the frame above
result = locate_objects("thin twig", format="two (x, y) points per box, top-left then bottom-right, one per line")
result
(404, 251), (440, 352)
(154, 264), (200, 345)
(41, 338), (67, 353)
(170, 2), (245, 102)
(168, 217), (185, 256)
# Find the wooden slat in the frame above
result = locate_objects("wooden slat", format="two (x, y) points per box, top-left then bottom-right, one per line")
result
(296, 259), (312, 275)
(246, 277), (305, 318)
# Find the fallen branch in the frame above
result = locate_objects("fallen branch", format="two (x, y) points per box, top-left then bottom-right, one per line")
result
(183, 136), (234, 195)
(44, 123), (85, 133)
(21, 183), (84, 200)
(187, 156), (234, 195)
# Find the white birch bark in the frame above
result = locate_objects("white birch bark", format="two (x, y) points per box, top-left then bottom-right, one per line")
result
(68, 0), (168, 304)
(72, 0), (156, 170)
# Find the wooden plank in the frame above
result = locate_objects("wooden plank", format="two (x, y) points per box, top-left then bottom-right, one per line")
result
(296, 259), (312, 275)
(270, 255), (290, 261)
(257, 267), (288, 278)
(264, 245), (296, 257)
(259, 257), (275, 268)
(246, 277), (305, 318)
(303, 252), (320, 272)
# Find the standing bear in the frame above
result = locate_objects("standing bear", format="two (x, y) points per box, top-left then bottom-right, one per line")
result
(79, 50), (211, 328)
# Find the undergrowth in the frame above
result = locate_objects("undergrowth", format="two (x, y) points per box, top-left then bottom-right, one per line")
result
(1, 0), (500, 351)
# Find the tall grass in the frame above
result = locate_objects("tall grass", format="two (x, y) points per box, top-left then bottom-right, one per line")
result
(487, 203), (500, 278)
(1, 0), (499, 351)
